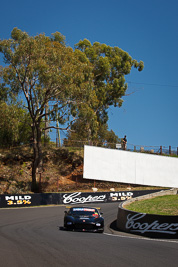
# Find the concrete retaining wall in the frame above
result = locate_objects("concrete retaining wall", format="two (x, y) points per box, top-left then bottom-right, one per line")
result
(117, 189), (178, 239)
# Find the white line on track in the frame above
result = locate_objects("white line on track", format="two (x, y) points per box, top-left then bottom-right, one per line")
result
(104, 232), (178, 244)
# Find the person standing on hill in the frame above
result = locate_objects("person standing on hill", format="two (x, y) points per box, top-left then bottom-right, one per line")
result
(122, 135), (127, 150)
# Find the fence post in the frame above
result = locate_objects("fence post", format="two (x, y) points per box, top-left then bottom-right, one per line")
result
(140, 147), (144, 152)
(169, 146), (171, 155)
(56, 138), (59, 148)
(160, 146), (162, 155)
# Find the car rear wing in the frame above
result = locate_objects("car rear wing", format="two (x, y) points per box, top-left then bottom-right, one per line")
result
(65, 206), (101, 210)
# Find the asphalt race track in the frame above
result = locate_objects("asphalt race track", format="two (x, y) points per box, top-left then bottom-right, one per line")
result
(0, 203), (178, 267)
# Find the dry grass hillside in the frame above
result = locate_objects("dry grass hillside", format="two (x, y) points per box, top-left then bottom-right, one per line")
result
(0, 146), (163, 195)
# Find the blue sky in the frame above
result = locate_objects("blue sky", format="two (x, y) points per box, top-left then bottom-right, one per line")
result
(0, 0), (178, 149)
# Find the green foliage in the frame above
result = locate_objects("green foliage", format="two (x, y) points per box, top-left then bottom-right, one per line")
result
(0, 28), (94, 130)
(74, 39), (144, 139)
(66, 119), (120, 148)
(50, 32), (66, 45)
(0, 102), (31, 147)
(98, 126), (121, 147)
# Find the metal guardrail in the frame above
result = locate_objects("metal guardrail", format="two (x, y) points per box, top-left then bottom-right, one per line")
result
(0, 139), (177, 156)
(58, 139), (178, 156)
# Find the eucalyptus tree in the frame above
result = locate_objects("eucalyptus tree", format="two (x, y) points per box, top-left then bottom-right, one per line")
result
(75, 39), (144, 139)
(0, 28), (94, 192)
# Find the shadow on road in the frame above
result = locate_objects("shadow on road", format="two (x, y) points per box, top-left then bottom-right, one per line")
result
(109, 220), (118, 231)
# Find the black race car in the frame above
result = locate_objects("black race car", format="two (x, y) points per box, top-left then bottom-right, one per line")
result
(64, 206), (104, 233)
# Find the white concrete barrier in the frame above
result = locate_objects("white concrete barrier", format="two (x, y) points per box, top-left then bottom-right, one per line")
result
(83, 145), (178, 188)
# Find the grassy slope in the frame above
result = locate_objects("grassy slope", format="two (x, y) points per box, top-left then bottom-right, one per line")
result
(124, 195), (178, 215)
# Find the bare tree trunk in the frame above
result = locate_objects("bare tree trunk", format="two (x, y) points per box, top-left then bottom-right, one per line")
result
(56, 116), (61, 147)
(44, 104), (49, 146)
(31, 122), (37, 192)
(31, 121), (43, 192)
